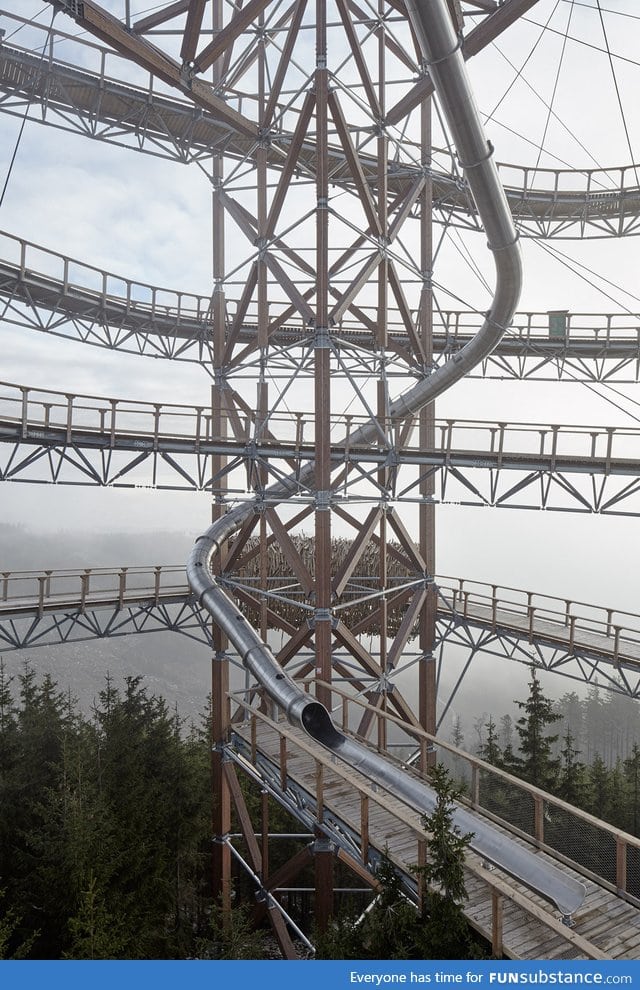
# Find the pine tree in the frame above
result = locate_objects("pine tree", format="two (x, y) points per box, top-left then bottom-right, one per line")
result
(623, 745), (640, 836)
(0, 660), (18, 900)
(510, 669), (561, 792)
(477, 716), (509, 819)
(7, 666), (78, 957)
(477, 715), (501, 766)
(64, 872), (127, 959)
(416, 764), (478, 959)
(556, 692), (584, 752)
(91, 675), (211, 958)
(557, 729), (588, 806)
(317, 768), (480, 959)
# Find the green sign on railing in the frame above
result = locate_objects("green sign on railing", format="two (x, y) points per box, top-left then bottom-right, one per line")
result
(548, 310), (568, 338)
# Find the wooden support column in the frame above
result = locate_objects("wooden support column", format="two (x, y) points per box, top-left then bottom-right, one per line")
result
(418, 92), (437, 768)
(261, 788), (270, 882)
(211, 653), (231, 912)
(314, 832), (334, 934)
(209, 0), (232, 913)
(375, 1), (390, 757)
(314, 0), (332, 712)
(312, 0), (336, 929)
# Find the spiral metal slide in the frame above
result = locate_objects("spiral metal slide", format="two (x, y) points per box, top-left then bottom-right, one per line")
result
(187, 0), (586, 919)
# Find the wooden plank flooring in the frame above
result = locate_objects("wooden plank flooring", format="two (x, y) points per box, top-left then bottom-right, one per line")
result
(233, 717), (640, 960)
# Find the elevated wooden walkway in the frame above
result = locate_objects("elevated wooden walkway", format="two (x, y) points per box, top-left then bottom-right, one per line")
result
(231, 708), (640, 960)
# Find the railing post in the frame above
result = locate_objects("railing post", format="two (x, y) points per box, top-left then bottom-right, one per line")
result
(492, 890), (503, 958)
(1, 573), (9, 603)
(153, 405), (161, 452)
(316, 761), (324, 822)
(616, 836), (627, 895)
(497, 423), (505, 469)
(569, 614), (576, 652)
(280, 735), (287, 791)
(154, 566), (161, 605)
(605, 428), (614, 476)
(550, 426), (559, 473)
(613, 626), (621, 662)
(80, 569), (90, 612)
(66, 394), (74, 443)
(360, 794), (369, 865)
(471, 765), (480, 808)
(37, 575), (46, 617)
(20, 387), (29, 439)
(251, 715), (257, 765)
(534, 794), (544, 846)
(110, 399), (117, 449)
(606, 608), (613, 638)
(194, 407), (203, 453)
(118, 567), (128, 608)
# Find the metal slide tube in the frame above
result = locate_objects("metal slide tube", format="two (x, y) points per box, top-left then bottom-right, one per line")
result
(187, 0), (585, 918)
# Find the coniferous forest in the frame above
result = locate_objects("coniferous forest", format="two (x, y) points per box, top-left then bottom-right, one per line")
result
(0, 663), (214, 959)
(2, 659), (640, 959)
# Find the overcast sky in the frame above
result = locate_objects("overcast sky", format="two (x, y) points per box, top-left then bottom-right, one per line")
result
(1, 0), (639, 619)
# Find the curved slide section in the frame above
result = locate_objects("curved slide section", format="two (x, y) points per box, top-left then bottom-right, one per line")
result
(187, 0), (585, 919)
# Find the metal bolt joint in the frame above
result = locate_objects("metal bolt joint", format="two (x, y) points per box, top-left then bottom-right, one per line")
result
(315, 489), (331, 508)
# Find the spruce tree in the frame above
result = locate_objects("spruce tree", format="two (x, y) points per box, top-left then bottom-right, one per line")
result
(477, 715), (501, 766)
(8, 667), (78, 957)
(510, 668), (561, 791)
(416, 764), (475, 959)
(623, 745), (640, 836)
(557, 729), (588, 806)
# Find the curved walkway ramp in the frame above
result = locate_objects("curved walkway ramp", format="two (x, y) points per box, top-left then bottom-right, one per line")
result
(2, 38), (640, 238)
(2, 232), (639, 380)
(1, 566), (638, 690)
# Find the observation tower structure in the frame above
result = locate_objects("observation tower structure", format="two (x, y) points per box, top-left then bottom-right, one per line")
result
(2, 0), (640, 958)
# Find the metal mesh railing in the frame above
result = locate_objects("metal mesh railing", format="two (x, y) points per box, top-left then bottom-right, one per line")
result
(315, 680), (640, 906)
